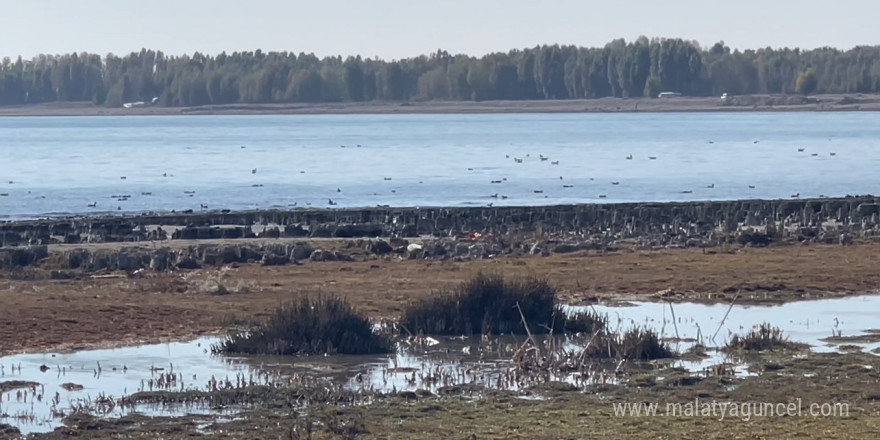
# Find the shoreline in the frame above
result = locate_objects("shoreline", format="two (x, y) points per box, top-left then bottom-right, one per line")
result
(1, 93), (879, 116)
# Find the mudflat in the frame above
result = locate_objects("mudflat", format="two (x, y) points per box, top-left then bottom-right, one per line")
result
(0, 93), (879, 116)
(2, 240), (879, 356)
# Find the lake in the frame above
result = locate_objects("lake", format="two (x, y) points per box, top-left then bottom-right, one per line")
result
(1, 112), (879, 220)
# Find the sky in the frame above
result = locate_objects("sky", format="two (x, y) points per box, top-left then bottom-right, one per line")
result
(1, 0), (877, 60)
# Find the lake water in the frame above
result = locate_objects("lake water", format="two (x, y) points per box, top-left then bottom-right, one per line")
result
(1, 112), (879, 220)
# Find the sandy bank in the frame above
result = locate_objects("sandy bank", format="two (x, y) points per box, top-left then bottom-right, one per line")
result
(1, 94), (879, 116)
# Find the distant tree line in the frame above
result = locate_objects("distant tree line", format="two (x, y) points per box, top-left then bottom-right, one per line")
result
(1, 37), (880, 107)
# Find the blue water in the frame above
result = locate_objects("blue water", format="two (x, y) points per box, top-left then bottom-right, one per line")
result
(1, 112), (879, 219)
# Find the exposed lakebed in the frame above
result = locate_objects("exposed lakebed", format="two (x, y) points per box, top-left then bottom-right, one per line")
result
(1, 294), (878, 434)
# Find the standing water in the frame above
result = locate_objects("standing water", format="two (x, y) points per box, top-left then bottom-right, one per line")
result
(2, 295), (879, 434)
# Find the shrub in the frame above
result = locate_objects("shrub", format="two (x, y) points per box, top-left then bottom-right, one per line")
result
(724, 323), (804, 352)
(400, 273), (558, 335)
(584, 327), (673, 361)
(214, 295), (391, 355)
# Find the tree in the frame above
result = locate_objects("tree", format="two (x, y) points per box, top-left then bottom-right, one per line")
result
(2, 39), (880, 107)
(795, 70), (818, 95)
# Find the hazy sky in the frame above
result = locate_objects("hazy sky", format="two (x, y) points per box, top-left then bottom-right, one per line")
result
(1, 0), (877, 60)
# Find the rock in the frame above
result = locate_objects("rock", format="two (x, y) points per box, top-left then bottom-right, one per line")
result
(389, 237), (409, 248)
(0, 423), (20, 436)
(259, 227), (281, 238)
(552, 243), (580, 253)
(310, 249), (332, 262)
(736, 231), (772, 247)
(334, 251), (354, 262)
(290, 244), (314, 261)
(117, 249), (146, 271)
(176, 257), (201, 270)
(219, 246), (244, 264)
(331, 223), (384, 238)
(366, 239), (393, 255)
(406, 243), (423, 258)
(50, 270), (75, 280)
(529, 242), (542, 255)
(60, 382), (84, 391)
(283, 224), (308, 237)
(261, 253), (289, 266)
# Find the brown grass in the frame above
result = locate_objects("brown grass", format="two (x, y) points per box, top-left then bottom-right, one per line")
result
(2, 241), (880, 354)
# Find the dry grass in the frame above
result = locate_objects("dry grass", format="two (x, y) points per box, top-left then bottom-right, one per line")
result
(2, 241), (880, 355)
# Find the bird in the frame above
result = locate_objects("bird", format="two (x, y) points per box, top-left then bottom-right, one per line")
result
(598, 194), (607, 198)
(120, 176), (126, 179)
(490, 180), (502, 184)
(251, 168), (257, 174)
(501, 195), (508, 199)
(539, 155), (548, 161)
(791, 193), (800, 198)
(533, 190), (544, 194)
(626, 154), (633, 160)
(681, 190), (693, 194)
(328, 199), (337, 205)
(563, 184), (574, 188)
(830, 152), (836, 156)
(467, 168), (473, 171)
(798, 148), (805, 152)
(648, 156), (657, 160)
(811, 153), (819, 156)
(748, 185), (756, 189)
(551, 160), (559, 165)
(611, 181), (620, 185)
(753, 140), (759, 144)
(490, 193), (498, 198)
(514, 158), (523, 163)
(337, 188), (341, 192)
(7, 181), (12, 184)
(384, 177), (392, 181)
(707, 184), (714, 188)
(88, 202), (97, 207)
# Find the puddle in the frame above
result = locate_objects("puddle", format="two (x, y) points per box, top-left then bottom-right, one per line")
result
(0, 338), (249, 434)
(582, 294), (880, 354)
(1, 294), (879, 434)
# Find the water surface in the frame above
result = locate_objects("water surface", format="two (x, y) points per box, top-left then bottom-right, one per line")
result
(1, 112), (879, 219)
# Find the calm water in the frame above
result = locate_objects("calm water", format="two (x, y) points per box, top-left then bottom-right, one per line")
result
(1, 112), (879, 219)
(2, 295), (878, 433)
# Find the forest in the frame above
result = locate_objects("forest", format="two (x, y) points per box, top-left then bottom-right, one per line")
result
(0, 37), (879, 107)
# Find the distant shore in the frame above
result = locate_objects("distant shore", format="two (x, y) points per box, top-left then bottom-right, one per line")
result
(1, 93), (879, 116)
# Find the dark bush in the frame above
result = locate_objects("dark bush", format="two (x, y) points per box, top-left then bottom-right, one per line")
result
(724, 323), (804, 352)
(400, 273), (559, 335)
(214, 295), (391, 355)
(552, 307), (607, 334)
(583, 327), (673, 361)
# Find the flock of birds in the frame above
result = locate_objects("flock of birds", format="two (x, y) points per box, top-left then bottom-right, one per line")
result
(1, 142), (842, 211)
